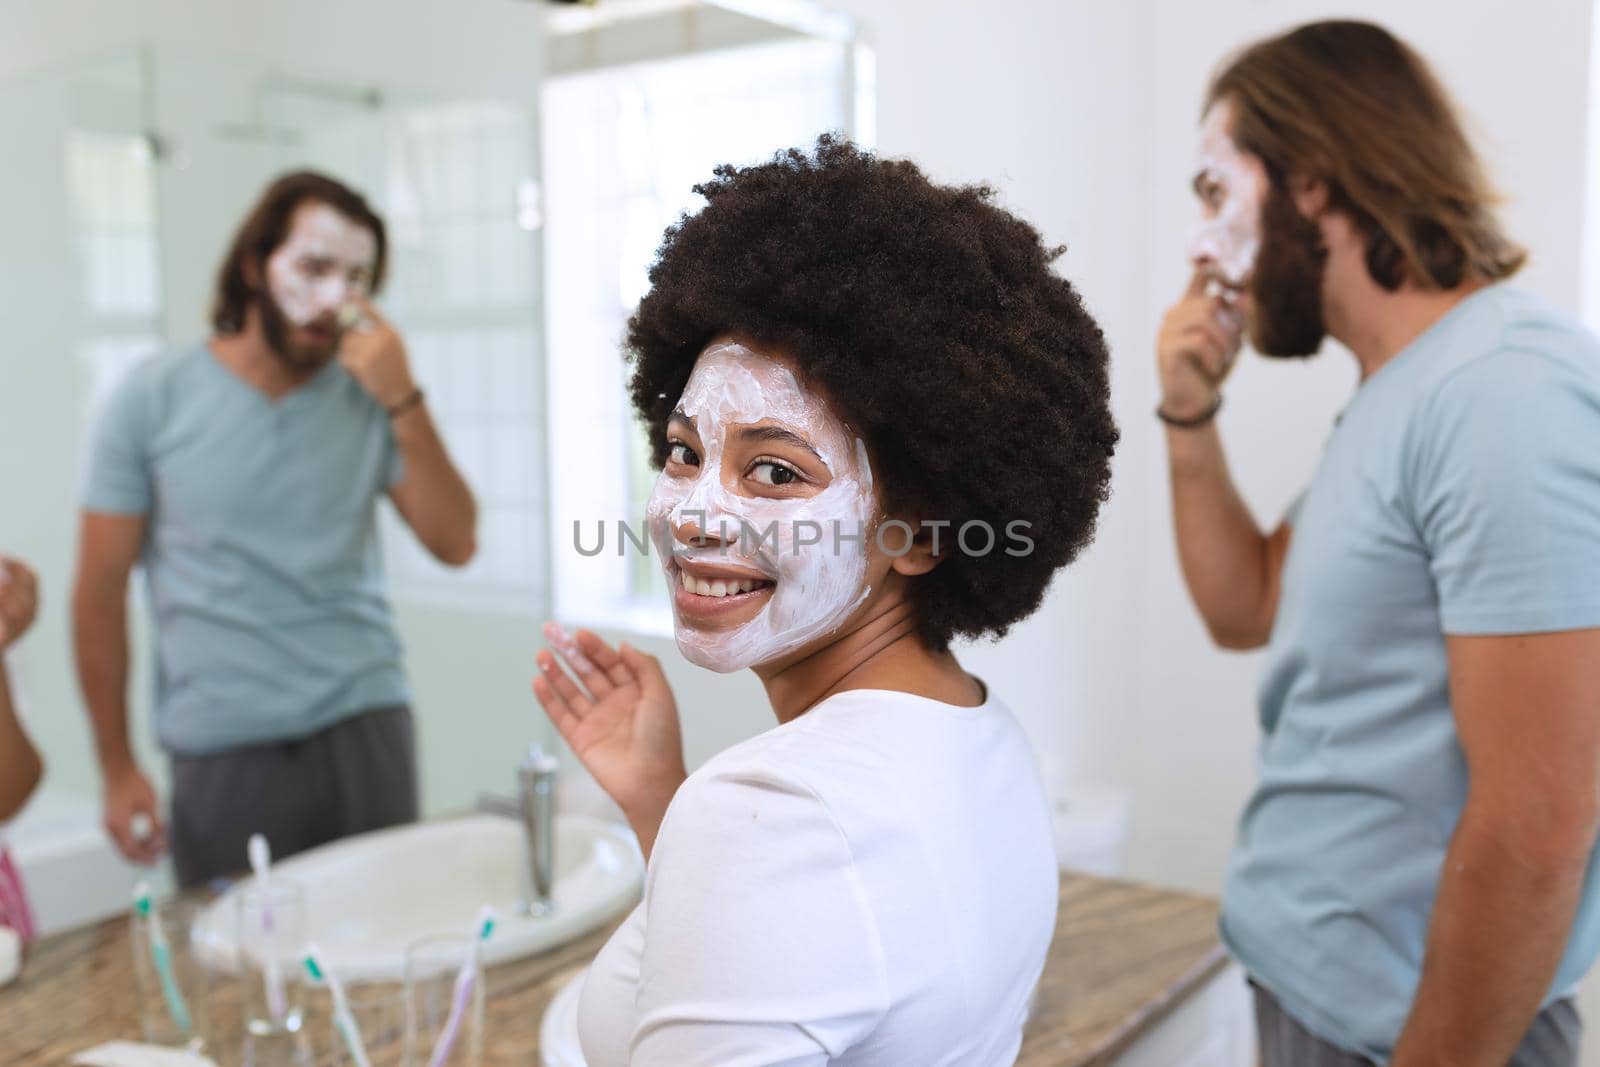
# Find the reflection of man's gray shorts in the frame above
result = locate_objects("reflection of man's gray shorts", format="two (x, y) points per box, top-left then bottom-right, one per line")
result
(169, 705), (419, 889)
(1253, 980), (1581, 1067)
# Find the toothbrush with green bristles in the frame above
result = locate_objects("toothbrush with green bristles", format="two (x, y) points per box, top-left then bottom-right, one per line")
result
(132, 881), (193, 1035)
(302, 944), (372, 1067)
(424, 906), (498, 1067)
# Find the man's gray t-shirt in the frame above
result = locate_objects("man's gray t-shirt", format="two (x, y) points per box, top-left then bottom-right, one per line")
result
(81, 342), (411, 756)
(1221, 286), (1600, 1060)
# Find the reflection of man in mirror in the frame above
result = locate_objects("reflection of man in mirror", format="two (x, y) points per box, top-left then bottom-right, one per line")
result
(73, 171), (478, 888)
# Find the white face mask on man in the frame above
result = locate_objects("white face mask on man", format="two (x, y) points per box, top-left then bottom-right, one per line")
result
(264, 203), (377, 328)
(645, 341), (876, 673)
(1187, 101), (1266, 291)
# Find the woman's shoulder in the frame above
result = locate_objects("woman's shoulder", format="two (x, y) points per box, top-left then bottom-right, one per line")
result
(669, 726), (835, 833)
(661, 683), (1030, 850)
(679, 694), (903, 805)
(647, 734), (874, 925)
(653, 715), (883, 886)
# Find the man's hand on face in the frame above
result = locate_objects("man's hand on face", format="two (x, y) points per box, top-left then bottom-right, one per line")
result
(1156, 267), (1246, 420)
(337, 296), (419, 410)
(0, 557), (38, 652)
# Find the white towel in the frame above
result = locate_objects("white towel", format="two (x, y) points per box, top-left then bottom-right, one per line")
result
(70, 1041), (219, 1067)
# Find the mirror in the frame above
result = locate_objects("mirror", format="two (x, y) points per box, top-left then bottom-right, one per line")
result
(0, 0), (862, 916)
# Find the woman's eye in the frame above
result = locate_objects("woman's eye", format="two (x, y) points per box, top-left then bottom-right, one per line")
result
(667, 442), (700, 467)
(750, 461), (799, 487)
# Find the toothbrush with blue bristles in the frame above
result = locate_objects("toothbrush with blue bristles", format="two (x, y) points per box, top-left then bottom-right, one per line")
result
(425, 906), (497, 1067)
(247, 833), (289, 1023)
(133, 881), (192, 1035)
(303, 943), (372, 1067)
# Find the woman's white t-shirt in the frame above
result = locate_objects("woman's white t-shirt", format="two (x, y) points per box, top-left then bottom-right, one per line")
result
(577, 684), (1059, 1066)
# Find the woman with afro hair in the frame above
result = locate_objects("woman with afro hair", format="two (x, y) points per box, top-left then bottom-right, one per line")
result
(533, 135), (1117, 1065)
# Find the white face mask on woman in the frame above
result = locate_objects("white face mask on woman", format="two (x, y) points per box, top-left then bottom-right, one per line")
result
(646, 341), (877, 673)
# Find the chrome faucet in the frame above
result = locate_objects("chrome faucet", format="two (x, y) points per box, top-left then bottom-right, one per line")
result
(517, 743), (560, 917)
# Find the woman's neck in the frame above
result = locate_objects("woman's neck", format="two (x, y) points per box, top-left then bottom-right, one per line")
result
(755, 593), (983, 725)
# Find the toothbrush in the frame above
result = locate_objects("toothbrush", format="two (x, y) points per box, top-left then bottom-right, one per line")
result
(247, 833), (289, 1022)
(542, 621), (597, 675)
(303, 944), (372, 1067)
(132, 881), (193, 1035)
(424, 906), (498, 1067)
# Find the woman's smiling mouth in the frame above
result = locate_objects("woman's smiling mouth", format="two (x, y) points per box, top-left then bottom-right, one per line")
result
(672, 560), (776, 622)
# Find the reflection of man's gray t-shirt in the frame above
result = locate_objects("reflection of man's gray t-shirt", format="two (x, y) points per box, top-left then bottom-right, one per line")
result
(1222, 286), (1600, 1060)
(81, 343), (410, 756)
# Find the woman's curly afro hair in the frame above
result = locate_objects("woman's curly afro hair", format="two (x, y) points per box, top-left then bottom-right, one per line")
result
(627, 135), (1118, 652)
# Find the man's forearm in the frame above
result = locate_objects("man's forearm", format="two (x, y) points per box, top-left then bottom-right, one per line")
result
(72, 587), (136, 773)
(1391, 804), (1590, 1066)
(1166, 422), (1274, 647)
(391, 404), (477, 563)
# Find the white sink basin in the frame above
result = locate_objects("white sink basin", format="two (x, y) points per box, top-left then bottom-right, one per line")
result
(192, 813), (642, 981)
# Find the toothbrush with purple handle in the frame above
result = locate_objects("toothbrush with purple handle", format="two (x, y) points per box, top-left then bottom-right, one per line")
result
(425, 906), (497, 1067)
(247, 833), (288, 1022)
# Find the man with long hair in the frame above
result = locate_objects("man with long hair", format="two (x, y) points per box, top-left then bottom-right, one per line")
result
(1158, 21), (1600, 1066)
(73, 171), (477, 887)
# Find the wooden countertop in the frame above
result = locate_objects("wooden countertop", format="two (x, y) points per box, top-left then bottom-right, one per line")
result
(2, 869), (1227, 1066)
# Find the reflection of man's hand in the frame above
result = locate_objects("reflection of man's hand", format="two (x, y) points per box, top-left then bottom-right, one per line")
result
(0, 556), (38, 652)
(337, 295), (419, 411)
(102, 763), (167, 865)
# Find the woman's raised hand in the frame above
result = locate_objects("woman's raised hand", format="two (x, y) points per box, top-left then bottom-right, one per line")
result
(532, 623), (687, 853)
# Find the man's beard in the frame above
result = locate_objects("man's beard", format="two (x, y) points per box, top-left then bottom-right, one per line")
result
(1248, 181), (1328, 358)
(258, 288), (339, 373)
